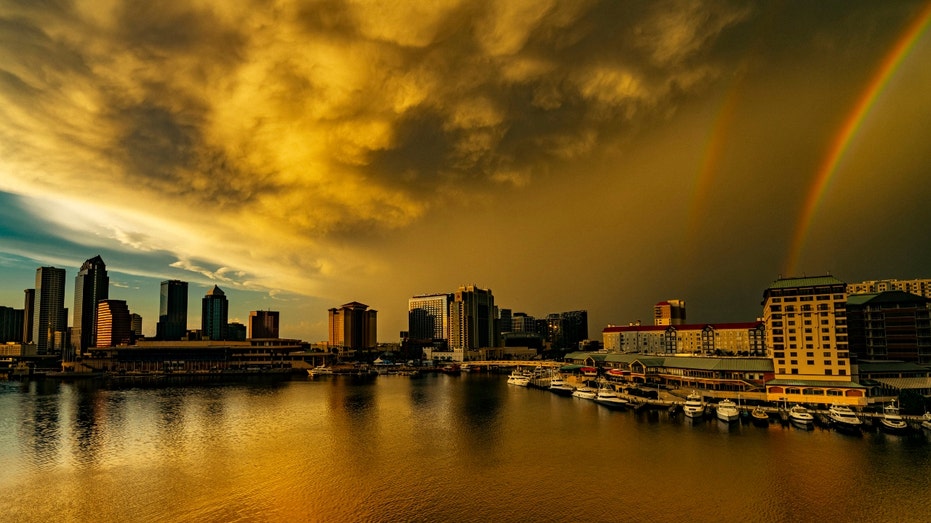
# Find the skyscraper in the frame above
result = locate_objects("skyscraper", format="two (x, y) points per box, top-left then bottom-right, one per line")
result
(157, 280), (188, 341)
(130, 313), (143, 337)
(249, 310), (280, 339)
(72, 255), (109, 355)
(202, 285), (229, 340)
(33, 267), (67, 355)
(449, 285), (494, 351)
(328, 302), (376, 351)
(22, 288), (34, 344)
(408, 293), (452, 341)
(96, 299), (131, 347)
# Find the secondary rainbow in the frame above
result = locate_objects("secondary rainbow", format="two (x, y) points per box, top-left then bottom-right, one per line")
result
(784, 2), (931, 276)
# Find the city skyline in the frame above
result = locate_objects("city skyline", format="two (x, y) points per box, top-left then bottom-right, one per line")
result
(2, 2), (931, 342)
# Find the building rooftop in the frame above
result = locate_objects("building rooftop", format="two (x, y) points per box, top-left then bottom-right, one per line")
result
(767, 275), (845, 289)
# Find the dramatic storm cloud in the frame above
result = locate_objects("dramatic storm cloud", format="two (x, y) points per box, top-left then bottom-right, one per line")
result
(2, 1), (930, 340)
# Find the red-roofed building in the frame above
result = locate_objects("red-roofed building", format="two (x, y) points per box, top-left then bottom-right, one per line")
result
(603, 321), (765, 356)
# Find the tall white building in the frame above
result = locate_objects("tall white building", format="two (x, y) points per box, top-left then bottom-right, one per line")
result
(408, 293), (452, 341)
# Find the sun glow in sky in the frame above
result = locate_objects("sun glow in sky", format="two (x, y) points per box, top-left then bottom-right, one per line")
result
(2, 1), (931, 342)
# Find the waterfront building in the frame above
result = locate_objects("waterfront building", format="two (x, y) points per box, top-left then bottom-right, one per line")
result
(97, 300), (132, 347)
(0, 306), (24, 343)
(201, 285), (229, 341)
(328, 302), (376, 353)
(157, 280), (188, 341)
(449, 285), (495, 353)
(845, 291), (931, 364)
(249, 310), (280, 339)
(566, 351), (774, 394)
(72, 255), (109, 356)
(34, 266), (67, 355)
(602, 322), (765, 355)
(130, 314), (143, 337)
(22, 289), (34, 344)
(761, 275), (865, 406)
(654, 300), (686, 326)
(847, 278), (931, 299)
(84, 338), (326, 374)
(408, 293), (452, 341)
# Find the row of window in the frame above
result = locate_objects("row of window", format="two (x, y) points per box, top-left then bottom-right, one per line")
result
(770, 295), (844, 303)
(777, 368), (848, 376)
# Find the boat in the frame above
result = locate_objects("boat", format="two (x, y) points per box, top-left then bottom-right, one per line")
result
(715, 399), (740, 423)
(307, 365), (333, 377)
(506, 370), (530, 387)
(572, 386), (596, 400)
(921, 412), (931, 432)
(593, 384), (629, 410)
(682, 392), (705, 419)
(751, 406), (770, 426)
(879, 400), (908, 434)
(788, 405), (814, 428)
(548, 375), (575, 396)
(828, 404), (862, 432)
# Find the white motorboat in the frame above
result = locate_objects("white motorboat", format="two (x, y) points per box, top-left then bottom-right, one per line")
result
(548, 375), (575, 396)
(593, 385), (629, 410)
(715, 399), (739, 423)
(788, 405), (814, 427)
(572, 386), (596, 400)
(879, 400), (908, 434)
(921, 412), (931, 432)
(506, 370), (530, 387)
(828, 404), (862, 431)
(307, 365), (333, 377)
(683, 391), (705, 419)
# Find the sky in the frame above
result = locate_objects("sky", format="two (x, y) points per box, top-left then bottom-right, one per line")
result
(2, 0), (930, 343)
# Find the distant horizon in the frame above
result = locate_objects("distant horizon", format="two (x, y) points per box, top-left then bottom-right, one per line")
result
(2, 251), (927, 344)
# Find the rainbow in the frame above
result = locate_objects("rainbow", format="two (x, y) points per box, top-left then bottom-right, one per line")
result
(784, 2), (931, 276)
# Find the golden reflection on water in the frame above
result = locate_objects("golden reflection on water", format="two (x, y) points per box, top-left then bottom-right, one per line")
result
(2, 375), (931, 522)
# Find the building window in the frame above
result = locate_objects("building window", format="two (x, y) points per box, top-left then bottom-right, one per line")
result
(790, 360), (797, 365)
(825, 369), (832, 375)
(824, 360), (832, 365)
(777, 359), (785, 365)
(791, 369), (799, 374)
(839, 369), (846, 376)
(806, 352), (814, 357)
(807, 360), (814, 365)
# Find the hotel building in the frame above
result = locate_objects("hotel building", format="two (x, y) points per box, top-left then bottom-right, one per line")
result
(602, 322), (765, 355)
(328, 302), (376, 353)
(847, 278), (931, 299)
(762, 275), (865, 406)
(408, 293), (452, 341)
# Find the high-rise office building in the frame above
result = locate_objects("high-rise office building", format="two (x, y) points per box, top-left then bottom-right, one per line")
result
(130, 313), (143, 337)
(72, 255), (109, 355)
(157, 280), (188, 341)
(654, 300), (686, 326)
(408, 293), (452, 341)
(33, 266), (67, 355)
(202, 285), (229, 341)
(96, 299), (131, 347)
(23, 289), (34, 343)
(449, 285), (494, 350)
(328, 302), (377, 351)
(0, 306), (24, 343)
(249, 310), (280, 339)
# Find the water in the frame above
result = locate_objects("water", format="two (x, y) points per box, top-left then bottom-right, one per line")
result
(1, 374), (929, 522)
